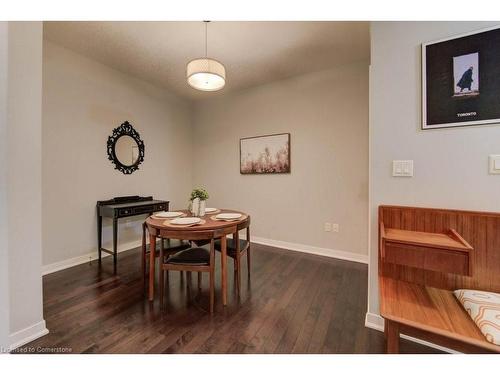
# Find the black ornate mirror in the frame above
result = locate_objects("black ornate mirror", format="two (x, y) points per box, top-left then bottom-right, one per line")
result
(107, 121), (145, 174)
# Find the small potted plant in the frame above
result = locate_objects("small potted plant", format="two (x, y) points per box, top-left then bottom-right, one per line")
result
(189, 188), (209, 217)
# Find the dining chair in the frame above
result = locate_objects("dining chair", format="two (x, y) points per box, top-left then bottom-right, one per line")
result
(214, 220), (251, 296)
(141, 222), (191, 292)
(158, 229), (217, 313)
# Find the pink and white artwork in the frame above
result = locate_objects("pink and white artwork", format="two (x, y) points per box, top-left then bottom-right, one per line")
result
(240, 133), (290, 174)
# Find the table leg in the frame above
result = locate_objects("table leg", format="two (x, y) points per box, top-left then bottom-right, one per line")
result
(221, 235), (227, 306)
(148, 233), (156, 301)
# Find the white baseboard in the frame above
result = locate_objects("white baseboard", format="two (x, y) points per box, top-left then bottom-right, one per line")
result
(364, 312), (460, 354)
(43, 234), (367, 276)
(365, 311), (386, 331)
(8, 320), (49, 351)
(42, 239), (145, 275)
(249, 235), (368, 264)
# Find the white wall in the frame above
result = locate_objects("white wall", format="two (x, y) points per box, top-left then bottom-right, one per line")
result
(0, 21), (10, 351)
(42, 40), (193, 268)
(1, 22), (47, 349)
(192, 62), (369, 259)
(368, 22), (500, 315)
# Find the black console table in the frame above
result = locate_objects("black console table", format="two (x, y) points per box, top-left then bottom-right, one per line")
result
(96, 195), (169, 267)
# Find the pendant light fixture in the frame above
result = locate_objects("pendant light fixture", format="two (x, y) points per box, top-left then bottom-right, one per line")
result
(186, 21), (226, 92)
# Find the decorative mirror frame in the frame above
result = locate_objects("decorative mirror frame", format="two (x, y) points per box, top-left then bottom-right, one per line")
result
(107, 121), (145, 174)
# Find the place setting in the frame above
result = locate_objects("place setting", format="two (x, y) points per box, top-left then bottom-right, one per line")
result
(151, 211), (186, 219)
(150, 210), (205, 227)
(163, 216), (206, 228)
(210, 212), (246, 221)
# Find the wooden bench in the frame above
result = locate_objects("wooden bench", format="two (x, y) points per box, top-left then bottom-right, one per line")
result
(380, 276), (500, 353)
(378, 205), (500, 354)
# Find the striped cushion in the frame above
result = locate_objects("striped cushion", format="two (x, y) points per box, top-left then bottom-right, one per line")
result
(454, 289), (500, 345)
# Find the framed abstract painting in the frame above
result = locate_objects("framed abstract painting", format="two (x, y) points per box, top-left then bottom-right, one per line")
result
(422, 26), (500, 129)
(240, 133), (290, 174)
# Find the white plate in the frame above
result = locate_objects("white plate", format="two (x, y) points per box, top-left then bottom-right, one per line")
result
(170, 217), (201, 225)
(215, 213), (242, 220)
(205, 208), (218, 213)
(154, 211), (183, 218)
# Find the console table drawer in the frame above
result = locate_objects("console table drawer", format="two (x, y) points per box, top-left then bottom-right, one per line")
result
(118, 208), (134, 216)
(132, 205), (157, 215)
(118, 203), (167, 216)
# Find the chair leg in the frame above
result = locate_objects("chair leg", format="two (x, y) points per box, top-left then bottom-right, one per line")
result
(187, 271), (192, 295)
(141, 224), (147, 293)
(197, 272), (202, 291)
(142, 252), (146, 293)
(209, 270), (215, 314)
(233, 264), (237, 292)
(235, 256), (241, 297)
(159, 267), (164, 309)
(246, 248), (251, 278)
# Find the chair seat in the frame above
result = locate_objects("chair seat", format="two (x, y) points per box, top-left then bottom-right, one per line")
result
(165, 247), (210, 266)
(214, 238), (249, 253)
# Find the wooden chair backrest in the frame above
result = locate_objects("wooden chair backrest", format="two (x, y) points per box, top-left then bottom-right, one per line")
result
(234, 216), (251, 242)
(379, 205), (500, 292)
(156, 225), (235, 241)
(237, 216), (250, 231)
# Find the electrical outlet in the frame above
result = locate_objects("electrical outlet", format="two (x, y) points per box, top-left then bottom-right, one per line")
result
(324, 222), (332, 232)
(332, 223), (339, 232)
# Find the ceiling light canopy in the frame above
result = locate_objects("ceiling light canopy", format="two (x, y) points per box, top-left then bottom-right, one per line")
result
(186, 21), (226, 92)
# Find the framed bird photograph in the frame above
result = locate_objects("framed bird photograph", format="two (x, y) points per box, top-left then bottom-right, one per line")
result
(422, 26), (500, 129)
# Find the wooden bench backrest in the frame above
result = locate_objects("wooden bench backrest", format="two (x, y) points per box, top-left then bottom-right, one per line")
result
(379, 205), (500, 293)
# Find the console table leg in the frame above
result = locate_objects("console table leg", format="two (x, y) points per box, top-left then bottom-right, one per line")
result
(113, 217), (118, 271)
(97, 214), (103, 263)
(385, 320), (400, 354)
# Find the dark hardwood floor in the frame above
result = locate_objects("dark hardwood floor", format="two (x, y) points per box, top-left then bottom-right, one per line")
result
(20, 243), (441, 354)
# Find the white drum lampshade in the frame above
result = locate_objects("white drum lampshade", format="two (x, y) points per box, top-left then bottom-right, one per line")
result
(186, 58), (226, 91)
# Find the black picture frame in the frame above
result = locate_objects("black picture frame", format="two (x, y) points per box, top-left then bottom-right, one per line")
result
(422, 26), (500, 130)
(107, 121), (145, 174)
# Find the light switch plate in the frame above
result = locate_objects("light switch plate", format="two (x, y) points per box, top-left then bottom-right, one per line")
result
(489, 155), (500, 174)
(392, 160), (414, 177)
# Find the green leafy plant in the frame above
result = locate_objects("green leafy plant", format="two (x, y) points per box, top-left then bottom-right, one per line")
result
(190, 188), (209, 201)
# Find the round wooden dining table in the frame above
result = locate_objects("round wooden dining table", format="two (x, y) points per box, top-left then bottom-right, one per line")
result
(145, 209), (250, 306)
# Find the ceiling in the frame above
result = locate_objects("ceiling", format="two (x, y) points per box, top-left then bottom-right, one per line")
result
(43, 21), (370, 101)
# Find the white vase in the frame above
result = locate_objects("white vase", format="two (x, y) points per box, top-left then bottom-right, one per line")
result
(191, 198), (200, 216)
(191, 198), (206, 217)
(199, 200), (206, 216)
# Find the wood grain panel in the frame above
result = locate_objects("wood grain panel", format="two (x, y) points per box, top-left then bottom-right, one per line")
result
(379, 205), (500, 292)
